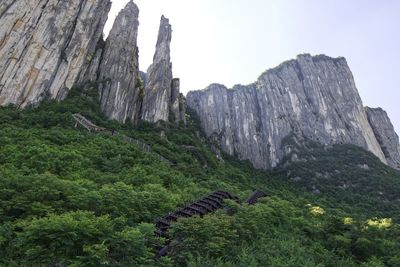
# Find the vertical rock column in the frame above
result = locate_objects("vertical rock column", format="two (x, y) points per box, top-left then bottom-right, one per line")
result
(170, 78), (186, 125)
(141, 15), (173, 123)
(0, 0), (111, 107)
(97, 0), (142, 123)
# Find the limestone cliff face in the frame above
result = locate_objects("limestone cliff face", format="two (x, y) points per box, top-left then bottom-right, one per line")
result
(141, 15), (173, 123)
(366, 107), (400, 169)
(0, 0), (111, 107)
(186, 54), (397, 169)
(0, 1), (179, 125)
(97, 1), (141, 123)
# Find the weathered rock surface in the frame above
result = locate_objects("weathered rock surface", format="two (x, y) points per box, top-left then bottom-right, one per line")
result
(0, 1), (179, 125)
(77, 39), (105, 84)
(141, 15), (173, 123)
(170, 78), (186, 125)
(0, 0), (111, 107)
(366, 107), (400, 169)
(96, 0), (142, 123)
(187, 54), (395, 169)
(139, 71), (147, 87)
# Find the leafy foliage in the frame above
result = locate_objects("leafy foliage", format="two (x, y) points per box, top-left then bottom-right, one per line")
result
(0, 85), (399, 266)
(276, 138), (400, 220)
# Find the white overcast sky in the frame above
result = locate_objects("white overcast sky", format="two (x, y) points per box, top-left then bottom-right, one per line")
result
(105, 0), (400, 133)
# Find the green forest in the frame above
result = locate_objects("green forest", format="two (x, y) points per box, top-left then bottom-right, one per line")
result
(0, 86), (399, 266)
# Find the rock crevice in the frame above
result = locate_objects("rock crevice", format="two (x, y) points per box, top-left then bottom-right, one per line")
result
(170, 78), (186, 124)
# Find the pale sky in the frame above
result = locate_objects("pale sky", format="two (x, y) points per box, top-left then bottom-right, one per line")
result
(105, 0), (400, 133)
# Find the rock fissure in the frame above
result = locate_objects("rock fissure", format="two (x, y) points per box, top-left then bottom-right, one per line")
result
(50, 0), (85, 100)
(0, 0), (17, 18)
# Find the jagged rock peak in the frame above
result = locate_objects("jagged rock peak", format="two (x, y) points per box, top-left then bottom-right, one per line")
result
(0, 0), (111, 107)
(365, 107), (400, 169)
(153, 15), (172, 64)
(97, 0), (141, 123)
(141, 15), (173, 123)
(187, 54), (392, 170)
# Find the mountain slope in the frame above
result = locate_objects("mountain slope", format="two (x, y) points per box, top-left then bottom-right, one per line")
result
(0, 85), (399, 266)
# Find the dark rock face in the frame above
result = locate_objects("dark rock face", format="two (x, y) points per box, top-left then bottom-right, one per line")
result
(96, 1), (141, 123)
(78, 44), (104, 84)
(187, 54), (395, 169)
(141, 15), (173, 123)
(366, 107), (400, 169)
(170, 78), (186, 125)
(0, 0), (111, 107)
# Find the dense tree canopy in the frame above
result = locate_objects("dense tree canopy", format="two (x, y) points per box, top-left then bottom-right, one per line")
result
(0, 86), (399, 266)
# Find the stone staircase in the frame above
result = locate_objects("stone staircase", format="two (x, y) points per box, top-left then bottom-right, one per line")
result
(72, 113), (173, 166)
(156, 190), (268, 256)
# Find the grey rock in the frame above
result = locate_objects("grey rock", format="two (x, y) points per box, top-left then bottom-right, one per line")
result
(141, 15), (173, 123)
(187, 54), (390, 169)
(77, 39), (105, 83)
(160, 130), (167, 140)
(366, 107), (400, 169)
(139, 71), (147, 87)
(188, 83), (267, 167)
(358, 164), (370, 170)
(0, 0), (111, 107)
(97, 0), (141, 123)
(0, 1), (180, 126)
(170, 78), (187, 125)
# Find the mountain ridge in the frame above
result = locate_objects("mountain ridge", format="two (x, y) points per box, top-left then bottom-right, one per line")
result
(0, 0), (399, 170)
(187, 54), (400, 170)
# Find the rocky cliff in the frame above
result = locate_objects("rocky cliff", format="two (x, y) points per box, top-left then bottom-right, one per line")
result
(366, 107), (400, 169)
(2, 0), (397, 162)
(141, 16), (173, 123)
(187, 54), (400, 170)
(0, 0), (181, 125)
(0, 0), (111, 107)
(96, 1), (141, 123)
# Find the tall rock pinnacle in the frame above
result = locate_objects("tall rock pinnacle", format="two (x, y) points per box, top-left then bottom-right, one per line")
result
(141, 15), (173, 123)
(0, 0), (111, 107)
(97, 0), (142, 123)
(187, 54), (399, 169)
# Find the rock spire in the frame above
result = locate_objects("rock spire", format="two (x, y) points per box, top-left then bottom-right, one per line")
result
(141, 15), (173, 123)
(97, 0), (142, 123)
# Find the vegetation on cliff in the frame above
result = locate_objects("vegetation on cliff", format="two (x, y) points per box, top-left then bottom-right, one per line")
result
(0, 86), (399, 266)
